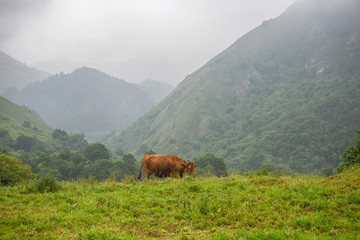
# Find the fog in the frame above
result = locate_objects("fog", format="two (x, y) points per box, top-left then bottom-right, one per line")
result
(0, 0), (295, 85)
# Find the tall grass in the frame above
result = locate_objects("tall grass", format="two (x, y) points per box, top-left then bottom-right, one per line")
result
(0, 167), (359, 239)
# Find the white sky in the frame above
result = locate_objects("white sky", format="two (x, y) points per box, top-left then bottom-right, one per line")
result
(0, 0), (295, 84)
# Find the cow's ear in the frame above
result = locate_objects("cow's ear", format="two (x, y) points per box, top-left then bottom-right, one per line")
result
(193, 159), (196, 163)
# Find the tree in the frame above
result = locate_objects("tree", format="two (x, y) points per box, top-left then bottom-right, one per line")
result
(144, 150), (156, 155)
(52, 129), (68, 140)
(123, 153), (136, 165)
(84, 143), (110, 161)
(68, 134), (88, 151)
(337, 130), (360, 173)
(0, 130), (14, 152)
(194, 153), (228, 177)
(15, 135), (36, 152)
(83, 159), (116, 181)
(22, 121), (31, 129)
(0, 154), (37, 186)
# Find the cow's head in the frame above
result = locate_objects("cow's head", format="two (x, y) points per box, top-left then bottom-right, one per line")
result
(184, 160), (197, 178)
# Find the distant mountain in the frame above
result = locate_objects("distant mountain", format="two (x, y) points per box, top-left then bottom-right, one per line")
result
(106, 0), (360, 173)
(0, 96), (53, 142)
(4, 67), (154, 137)
(138, 79), (174, 103)
(0, 51), (48, 94)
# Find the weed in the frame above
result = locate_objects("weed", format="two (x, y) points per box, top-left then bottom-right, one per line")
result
(122, 175), (136, 184)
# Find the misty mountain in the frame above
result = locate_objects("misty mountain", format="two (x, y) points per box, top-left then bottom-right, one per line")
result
(0, 51), (48, 94)
(4, 67), (156, 137)
(106, 0), (360, 173)
(138, 79), (174, 103)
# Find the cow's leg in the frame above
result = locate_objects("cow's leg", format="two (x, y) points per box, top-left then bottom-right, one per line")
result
(145, 172), (151, 179)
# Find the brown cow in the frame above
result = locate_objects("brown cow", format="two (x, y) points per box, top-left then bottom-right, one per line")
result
(136, 154), (197, 180)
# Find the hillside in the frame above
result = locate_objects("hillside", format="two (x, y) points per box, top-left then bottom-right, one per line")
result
(4, 67), (155, 138)
(1, 167), (359, 239)
(0, 96), (53, 142)
(0, 51), (48, 94)
(107, 0), (360, 173)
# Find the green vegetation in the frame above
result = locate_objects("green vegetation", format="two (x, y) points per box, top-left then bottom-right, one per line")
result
(194, 153), (228, 177)
(0, 167), (359, 239)
(0, 154), (37, 186)
(26, 175), (61, 193)
(107, 0), (360, 174)
(0, 96), (53, 142)
(0, 95), (141, 182)
(338, 130), (360, 173)
(0, 128), (139, 182)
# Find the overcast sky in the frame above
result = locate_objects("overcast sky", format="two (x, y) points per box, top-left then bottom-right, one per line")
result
(0, 0), (295, 85)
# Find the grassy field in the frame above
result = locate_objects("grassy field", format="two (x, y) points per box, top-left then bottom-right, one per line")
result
(0, 168), (359, 239)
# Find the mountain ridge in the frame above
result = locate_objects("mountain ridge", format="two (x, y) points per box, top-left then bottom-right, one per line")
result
(0, 51), (48, 94)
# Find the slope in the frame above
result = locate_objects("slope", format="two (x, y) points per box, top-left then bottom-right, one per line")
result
(0, 96), (53, 142)
(107, 0), (360, 173)
(4, 67), (154, 137)
(0, 51), (48, 94)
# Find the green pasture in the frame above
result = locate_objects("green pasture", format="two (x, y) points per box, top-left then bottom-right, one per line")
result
(1, 168), (359, 239)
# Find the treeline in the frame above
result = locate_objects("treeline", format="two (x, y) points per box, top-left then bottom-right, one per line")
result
(1, 128), (359, 187)
(0, 128), (230, 184)
(0, 129), (139, 182)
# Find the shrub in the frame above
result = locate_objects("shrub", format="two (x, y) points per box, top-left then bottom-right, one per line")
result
(194, 153), (228, 177)
(0, 154), (37, 186)
(338, 130), (360, 173)
(27, 175), (61, 193)
(337, 146), (360, 173)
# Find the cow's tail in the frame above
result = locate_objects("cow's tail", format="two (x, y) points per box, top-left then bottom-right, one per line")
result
(136, 163), (143, 180)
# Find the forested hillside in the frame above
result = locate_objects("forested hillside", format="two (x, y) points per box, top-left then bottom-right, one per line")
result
(107, 0), (360, 173)
(0, 51), (48, 94)
(4, 67), (155, 138)
(0, 95), (53, 143)
(0, 95), (141, 182)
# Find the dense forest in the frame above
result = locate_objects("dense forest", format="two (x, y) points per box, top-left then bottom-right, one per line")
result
(0, 128), (138, 182)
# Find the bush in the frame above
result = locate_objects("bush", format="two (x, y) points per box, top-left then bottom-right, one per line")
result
(0, 154), (37, 186)
(337, 146), (360, 173)
(27, 175), (61, 193)
(337, 130), (360, 173)
(0, 170), (12, 186)
(194, 153), (228, 177)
